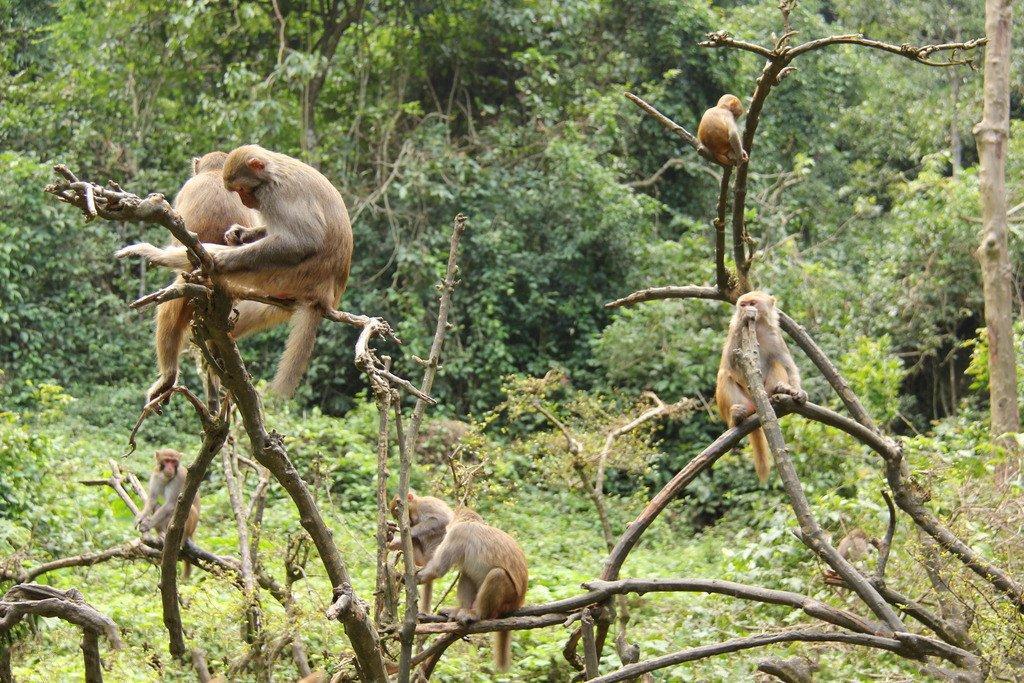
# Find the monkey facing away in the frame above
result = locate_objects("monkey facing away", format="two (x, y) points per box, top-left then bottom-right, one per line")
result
(147, 151), (291, 404)
(417, 507), (528, 672)
(697, 94), (748, 166)
(716, 291), (807, 483)
(387, 491), (454, 614)
(117, 144), (354, 396)
(137, 449), (200, 578)
(824, 528), (881, 585)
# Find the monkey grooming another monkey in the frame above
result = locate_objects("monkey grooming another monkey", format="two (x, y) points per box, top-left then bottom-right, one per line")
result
(147, 151), (291, 405)
(715, 291), (806, 483)
(387, 491), (454, 614)
(697, 94), (748, 166)
(117, 144), (353, 396)
(417, 507), (528, 672)
(137, 448), (200, 578)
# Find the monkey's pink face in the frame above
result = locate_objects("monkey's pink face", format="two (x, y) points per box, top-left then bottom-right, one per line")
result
(737, 294), (773, 319)
(159, 459), (180, 478)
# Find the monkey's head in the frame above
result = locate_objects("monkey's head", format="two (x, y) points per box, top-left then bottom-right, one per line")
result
(223, 144), (273, 210)
(192, 151), (228, 176)
(390, 490), (420, 519)
(155, 448), (183, 479)
(452, 506), (484, 523)
(717, 94), (744, 119)
(735, 291), (777, 323)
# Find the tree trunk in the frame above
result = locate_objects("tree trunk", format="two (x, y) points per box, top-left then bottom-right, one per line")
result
(974, 0), (1020, 481)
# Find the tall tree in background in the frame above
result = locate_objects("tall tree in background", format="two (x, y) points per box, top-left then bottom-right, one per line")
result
(974, 0), (1020, 474)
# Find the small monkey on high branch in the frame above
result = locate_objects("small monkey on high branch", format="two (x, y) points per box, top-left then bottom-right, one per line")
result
(117, 144), (353, 396)
(417, 507), (528, 672)
(697, 94), (748, 166)
(716, 291), (806, 483)
(147, 151), (291, 405)
(137, 448), (200, 578)
(387, 490), (454, 614)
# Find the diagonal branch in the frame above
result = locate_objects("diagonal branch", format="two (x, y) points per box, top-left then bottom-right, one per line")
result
(734, 318), (905, 631)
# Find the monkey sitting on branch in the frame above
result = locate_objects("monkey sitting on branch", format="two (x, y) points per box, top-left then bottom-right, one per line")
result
(416, 507), (528, 672)
(136, 448), (200, 578)
(697, 94), (748, 166)
(387, 490), (454, 614)
(716, 291), (806, 483)
(147, 151), (291, 406)
(116, 144), (353, 397)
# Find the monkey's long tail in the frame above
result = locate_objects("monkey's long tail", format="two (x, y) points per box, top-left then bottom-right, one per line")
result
(270, 305), (321, 396)
(493, 631), (512, 672)
(750, 427), (772, 484)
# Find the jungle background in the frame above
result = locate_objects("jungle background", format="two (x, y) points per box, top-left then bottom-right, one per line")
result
(2, 0), (1024, 680)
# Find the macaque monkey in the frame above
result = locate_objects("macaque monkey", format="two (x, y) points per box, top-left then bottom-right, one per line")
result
(117, 144), (354, 396)
(837, 528), (879, 563)
(137, 449), (200, 578)
(147, 151), (291, 404)
(824, 528), (881, 585)
(417, 507), (528, 672)
(716, 291), (806, 483)
(697, 94), (748, 166)
(387, 491), (454, 614)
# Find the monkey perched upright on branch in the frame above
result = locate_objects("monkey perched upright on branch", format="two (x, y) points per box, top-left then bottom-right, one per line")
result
(117, 144), (353, 396)
(387, 491), (454, 614)
(137, 449), (200, 578)
(716, 291), (806, 483)
(417, 507), (528, 672)
(147, 151), (291, 405)
(697, 94), (748, 166)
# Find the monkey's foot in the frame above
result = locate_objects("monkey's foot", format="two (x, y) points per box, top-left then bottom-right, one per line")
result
(455, 611), (478, 627)
(771, 384), (807, 403)
(729, 404), (753, 424)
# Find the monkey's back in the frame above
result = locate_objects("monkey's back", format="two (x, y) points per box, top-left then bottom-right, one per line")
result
(697, 107), (737, 165)
(173, 171), (257, 245)
(455, 521), (528, 596)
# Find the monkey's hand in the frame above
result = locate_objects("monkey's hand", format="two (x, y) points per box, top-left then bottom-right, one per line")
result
(136, 515), (153, 533)
(224, 225), (267, 246)
(741, 150), (749, 163)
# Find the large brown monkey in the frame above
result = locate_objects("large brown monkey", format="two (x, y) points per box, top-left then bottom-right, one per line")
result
(117, 144), (353, 396)
(137, 449), (200, 578)
(387, 491), (454, 614)
(417, 507), (528, 671)
(697, 94), (748, 166)
(716, 291), (806, 483)
(147, 151), (291, 404)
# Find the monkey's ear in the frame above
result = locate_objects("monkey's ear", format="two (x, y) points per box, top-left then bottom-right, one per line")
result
(191, 157), (201, 173)
(247, 157), (267, 173)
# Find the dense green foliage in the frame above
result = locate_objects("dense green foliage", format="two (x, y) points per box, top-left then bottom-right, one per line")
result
(3, 0), (1024, 680)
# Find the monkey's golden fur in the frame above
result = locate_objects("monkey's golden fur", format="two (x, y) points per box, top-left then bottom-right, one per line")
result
(716, 291), (806, 483)
(118, 145), (353, 396)
(417, 507), (528, 671)
(697, 94), (748, 166)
